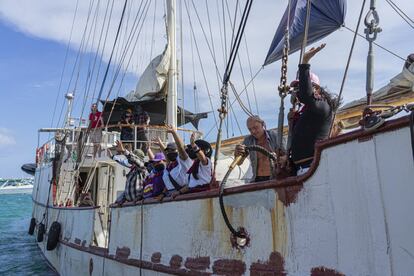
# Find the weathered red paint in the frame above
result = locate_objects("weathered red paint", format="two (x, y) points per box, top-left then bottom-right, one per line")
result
(212, 259), (246, 275)
(151, 252), (161, 263)
(250, 252), (286, 276)
(184, 256), (210, 270)
(115, 246), (130, 260)
(169, 254), (183, 269)
(311, 266), (345, 276)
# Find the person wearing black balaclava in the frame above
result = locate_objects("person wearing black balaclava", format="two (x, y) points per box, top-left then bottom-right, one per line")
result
(152, 125), (193, 200)
(172, 132), (212, 197)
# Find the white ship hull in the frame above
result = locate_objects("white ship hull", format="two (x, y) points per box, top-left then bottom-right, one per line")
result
(31, 116), (414, 275)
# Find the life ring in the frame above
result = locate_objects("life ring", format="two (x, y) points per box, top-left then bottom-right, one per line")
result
(28, 218), (36, 235)
(46, 221), (61, 251)
(37, 223), (45, 242)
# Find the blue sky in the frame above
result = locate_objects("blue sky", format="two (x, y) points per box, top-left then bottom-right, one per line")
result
(0, 0), (413, 178)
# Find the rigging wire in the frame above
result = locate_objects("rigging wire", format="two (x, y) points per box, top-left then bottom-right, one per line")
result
(215, 0), (227, 70)
(237, 0), (259, 115)
(91, 0), (116, 103)
(184, 0), (219, 130)
(94, 0), (129, 105)
(384, 0), (414, 29)
(149, 0), (158, 62)
(189, 24), (198, 113)
(64, 0), (151, 204)
(329, 0), (367, 136)
(50, 0), (80, 130)
(342, 26), (406, 61)
(179, 0), (186, 127)
(56, 0), (96, 128)
(78, 0), (113, 125)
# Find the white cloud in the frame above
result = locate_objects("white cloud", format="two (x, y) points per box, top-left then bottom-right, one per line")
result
(0, 0), (412, 131)
(0, 128), (16, 147)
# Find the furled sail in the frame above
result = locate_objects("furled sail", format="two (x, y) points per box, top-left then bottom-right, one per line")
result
(125, 44), (170, 101)
(264, 0), (346, 65)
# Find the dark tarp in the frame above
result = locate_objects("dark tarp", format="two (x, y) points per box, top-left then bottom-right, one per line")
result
(101, 97), (209, 130)
(264, 0), (346, 65)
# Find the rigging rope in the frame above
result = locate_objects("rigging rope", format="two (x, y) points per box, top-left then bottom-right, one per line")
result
(214, 0), (253, 172)
(385, 0), (414, 29)
(329, 0), (367, 137)
(50, 0), (80, 131)
(184, 0), (219, 129)
(342, 25), (405, 61)
(299, 0), (312, 63)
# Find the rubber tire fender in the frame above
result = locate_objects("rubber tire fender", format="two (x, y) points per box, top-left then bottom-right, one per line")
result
(28, 218), (36, 235)
(46, 221), (61, 251)
(37, 223), (45, 242)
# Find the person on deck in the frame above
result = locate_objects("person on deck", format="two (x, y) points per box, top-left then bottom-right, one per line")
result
(135, 109), (150, 154)
(110, 140), (148, 204)
(88, 103), (104, 158)
(118, 109), (135, 148)
(289, 43), (341, 175)
(234, 115), (284, 182)
(143, 151), (167, 200)
(152, 125), (193, 200)
(172, 133), (212, 197)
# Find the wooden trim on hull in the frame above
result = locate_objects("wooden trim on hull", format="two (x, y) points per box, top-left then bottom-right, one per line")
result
(109, 115), (411, 208)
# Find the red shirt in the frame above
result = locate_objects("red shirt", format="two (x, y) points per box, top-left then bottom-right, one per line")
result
(89, 111), (103, 128)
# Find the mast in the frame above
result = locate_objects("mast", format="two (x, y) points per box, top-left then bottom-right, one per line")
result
(364, 0), (381, 105)
(64, 92), (74, 128)
(166, 0), (177, 134)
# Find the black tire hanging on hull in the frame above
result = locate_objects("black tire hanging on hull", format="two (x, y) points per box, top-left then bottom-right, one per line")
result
(37, 223), (45, 242)
(28, 218), (36, 235)
(46, 221), (61, 251)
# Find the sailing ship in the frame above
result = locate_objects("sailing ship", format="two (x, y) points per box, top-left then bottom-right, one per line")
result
(27, 0), (414, 275)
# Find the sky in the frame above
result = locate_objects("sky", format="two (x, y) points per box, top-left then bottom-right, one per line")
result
(0, 0), (413, 178)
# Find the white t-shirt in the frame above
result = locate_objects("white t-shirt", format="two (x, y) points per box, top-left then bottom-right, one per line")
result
(162, 156), (193, 190)
(188, 158), (212, 188)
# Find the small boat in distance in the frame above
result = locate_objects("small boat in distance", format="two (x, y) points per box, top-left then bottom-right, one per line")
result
(0, 178), (34, 194)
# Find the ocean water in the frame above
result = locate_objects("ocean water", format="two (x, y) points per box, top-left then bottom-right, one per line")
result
(0, 192), (57, 276)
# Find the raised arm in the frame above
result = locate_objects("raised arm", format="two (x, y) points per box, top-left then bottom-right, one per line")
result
(167, 125), (189, 160)
(115, 140), (145, 167)
(153, 137), (166, 152)
(297, 44), (330, 116)
(190, 133), (208, 165)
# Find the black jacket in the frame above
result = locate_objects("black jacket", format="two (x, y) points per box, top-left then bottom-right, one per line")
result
(291, 64), (332, 165)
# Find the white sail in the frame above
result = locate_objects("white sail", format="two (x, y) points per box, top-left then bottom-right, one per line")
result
(125, 44), (170, 101)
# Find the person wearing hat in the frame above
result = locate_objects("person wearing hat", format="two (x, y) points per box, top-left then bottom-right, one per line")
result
(110, 140), (148, 204)
(142, 151), (166, 199)
(172, 132), (213, 197)
(152, 125), (193, 199)
(289, 43), (341, 175)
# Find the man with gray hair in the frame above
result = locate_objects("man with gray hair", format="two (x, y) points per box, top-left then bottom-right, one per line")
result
(235, 115), (284, 182)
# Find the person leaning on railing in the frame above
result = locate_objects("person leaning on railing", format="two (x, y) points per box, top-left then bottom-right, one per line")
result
(289, 43), (341, 175)
(152, 125), (193, 200)
(88, 103), (104, 158)
(172, 132), (213, 197)
(134, 110), (150, 154)
(234, 115), (285, 182)
(109, 140), (148, 205)
(118, 108), (135, 149)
